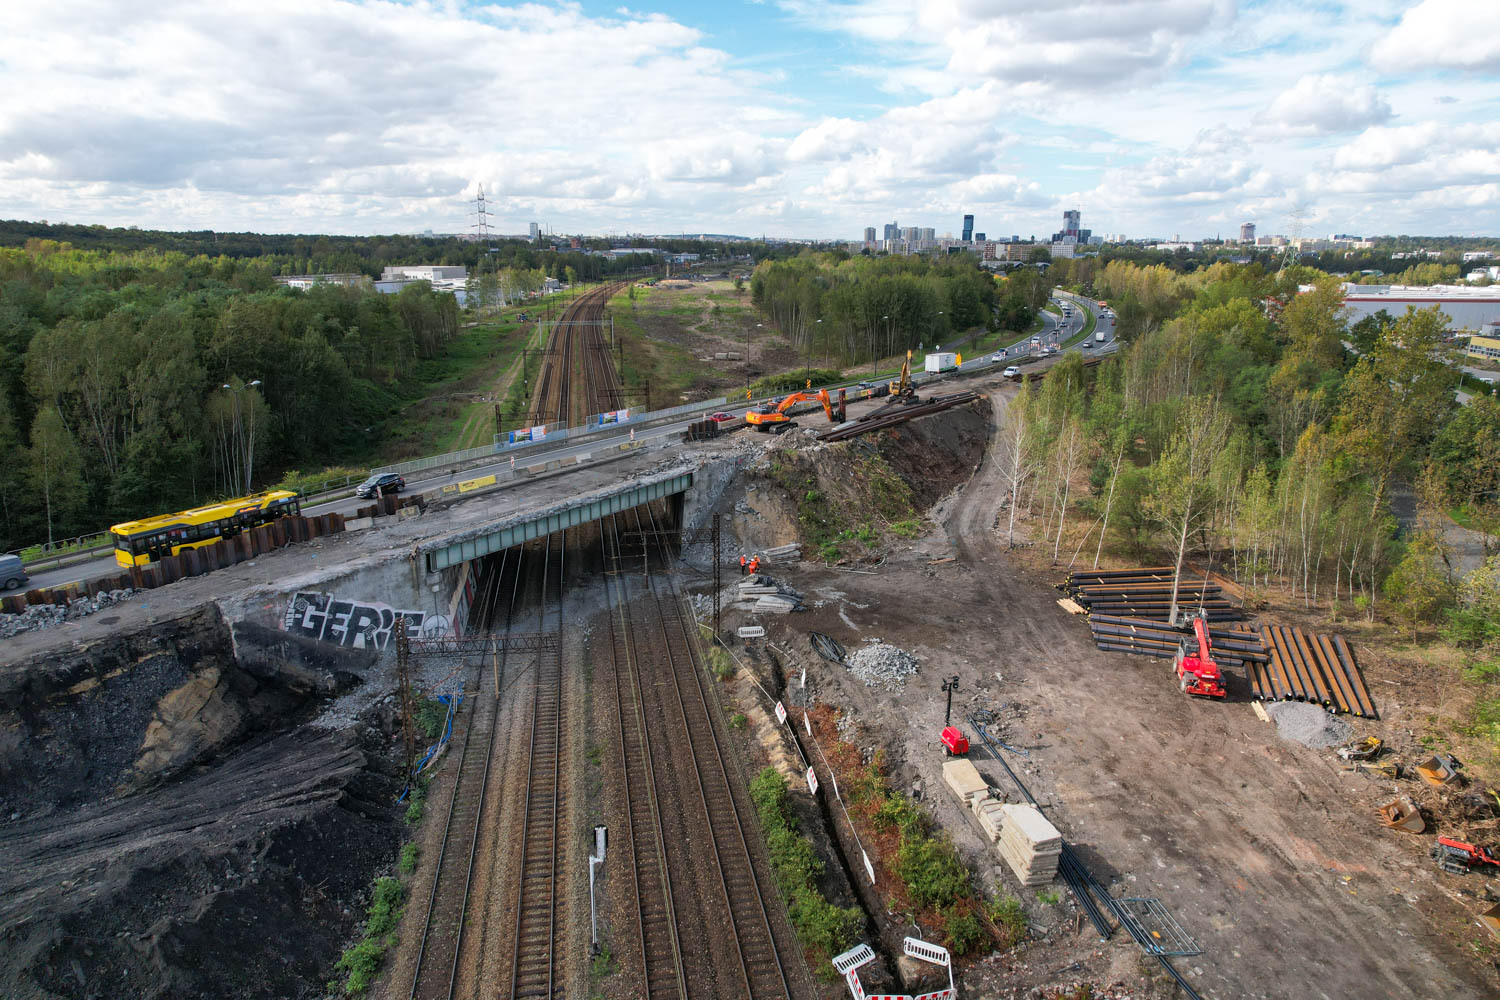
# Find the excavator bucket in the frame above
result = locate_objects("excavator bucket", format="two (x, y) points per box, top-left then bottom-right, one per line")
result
(1416, 755), (1461, 787)
(1376, 797), (1425, 833)
(1480, 902), (1500, 939)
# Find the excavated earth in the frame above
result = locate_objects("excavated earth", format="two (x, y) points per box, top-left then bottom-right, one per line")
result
(0, 606), (405, 1000)
(698, 378), (1500, 999)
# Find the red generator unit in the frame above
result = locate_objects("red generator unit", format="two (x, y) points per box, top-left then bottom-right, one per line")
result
(1174, 616), (1226, 699)
(940, 726), (970, 756)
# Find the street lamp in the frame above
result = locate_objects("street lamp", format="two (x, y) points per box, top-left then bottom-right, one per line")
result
(222, 379), (262, 496)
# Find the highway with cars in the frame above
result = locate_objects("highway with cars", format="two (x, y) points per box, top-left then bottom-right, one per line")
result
(23, 291), (1118, 593)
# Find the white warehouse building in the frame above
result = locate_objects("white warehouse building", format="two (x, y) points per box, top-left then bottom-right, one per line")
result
(1339, 284), (1500, 333)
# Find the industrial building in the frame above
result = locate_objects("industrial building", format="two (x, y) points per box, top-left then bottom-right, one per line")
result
(1340, 283), (1500, 333)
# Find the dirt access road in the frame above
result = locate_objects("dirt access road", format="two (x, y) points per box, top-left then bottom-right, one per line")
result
(741, 382), (1498, 998)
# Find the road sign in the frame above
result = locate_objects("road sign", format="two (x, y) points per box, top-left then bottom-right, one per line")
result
(775, 701), (787, 725)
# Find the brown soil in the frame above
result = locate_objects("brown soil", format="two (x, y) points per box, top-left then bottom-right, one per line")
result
(698, 379), (1500, 998)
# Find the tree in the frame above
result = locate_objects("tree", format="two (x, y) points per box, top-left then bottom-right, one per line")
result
(1142, 396), (1230, 621)
(27, 405), (87, 547)
(1384, 530), (1454, 640)
(998, 387), (1039, 549)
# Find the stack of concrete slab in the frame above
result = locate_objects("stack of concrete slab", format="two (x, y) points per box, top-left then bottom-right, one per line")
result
(997, 804), (1062, 886)
(762, 542), (802, 561)
(942, 759), (988, 805)
(738, 574), (803, 614)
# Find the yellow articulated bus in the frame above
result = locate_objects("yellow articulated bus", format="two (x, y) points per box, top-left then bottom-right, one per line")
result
(110, 490), (302, 567)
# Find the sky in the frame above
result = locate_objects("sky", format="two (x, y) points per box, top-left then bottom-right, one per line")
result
(1, 0), (1497, 241)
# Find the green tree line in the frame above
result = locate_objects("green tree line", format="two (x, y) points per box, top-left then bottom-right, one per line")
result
(998, 261), (1496, 637)
(749, 253), (1022, 366)
(0, 240), (469, 551)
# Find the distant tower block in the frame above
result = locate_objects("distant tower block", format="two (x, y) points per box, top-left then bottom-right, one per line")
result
(1240, 222), (1256, 243)
(529, 221), (540, 240)
(962, 214), (974, 242)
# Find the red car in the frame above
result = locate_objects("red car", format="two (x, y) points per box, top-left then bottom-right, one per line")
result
(710, 411), (735, 422)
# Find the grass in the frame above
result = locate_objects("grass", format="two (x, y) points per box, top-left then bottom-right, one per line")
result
(706, 646), (735, 681)
(749, 767), (864, 973)
(332, 876), (404, 995)
(765, 450), (918, 562)
(1061, 299), (1097, 348)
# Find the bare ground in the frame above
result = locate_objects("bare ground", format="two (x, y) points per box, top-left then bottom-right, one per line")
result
(698, 378), (1500, 998)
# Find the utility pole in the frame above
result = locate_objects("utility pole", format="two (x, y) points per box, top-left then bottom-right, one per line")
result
(396, 618), (417, 783)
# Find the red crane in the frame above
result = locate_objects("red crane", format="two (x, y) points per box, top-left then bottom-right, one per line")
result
(1174, 616), (1225, 699)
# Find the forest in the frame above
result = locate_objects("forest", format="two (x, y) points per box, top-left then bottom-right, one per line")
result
(749, 254), (1039, 366)
(997, 261), (1500, 692)
(0, 240), (483, 553)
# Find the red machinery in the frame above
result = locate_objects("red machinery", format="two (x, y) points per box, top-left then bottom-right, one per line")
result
(940, 726), (969, 756)
(1432, 837), (1500, 875)
(1174, 616), (1226, 699)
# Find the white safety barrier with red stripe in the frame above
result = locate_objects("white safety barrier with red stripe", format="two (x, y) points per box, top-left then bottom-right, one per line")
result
(832, 938), (955, 1000)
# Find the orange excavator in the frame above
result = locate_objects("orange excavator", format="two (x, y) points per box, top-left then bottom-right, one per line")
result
(745, 388), (841, 433)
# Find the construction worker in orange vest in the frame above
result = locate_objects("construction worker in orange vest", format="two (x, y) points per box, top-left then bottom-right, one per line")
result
(748, 554), (761, 575)
(739, 554), (748, 575)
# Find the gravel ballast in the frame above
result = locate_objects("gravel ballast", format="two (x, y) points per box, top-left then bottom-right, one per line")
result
(1266, 701), (1352, 748)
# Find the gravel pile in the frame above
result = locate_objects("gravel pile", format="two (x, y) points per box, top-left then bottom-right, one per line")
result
(845, 641), (920, 692)
(1266, 701), (1353, 748)
(0, 588), (135, 639)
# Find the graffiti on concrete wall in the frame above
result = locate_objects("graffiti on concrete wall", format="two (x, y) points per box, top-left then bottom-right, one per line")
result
(282, 592), (452, 649)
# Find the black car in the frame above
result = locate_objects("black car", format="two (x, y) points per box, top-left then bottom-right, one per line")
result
(356, 473), (406, 498)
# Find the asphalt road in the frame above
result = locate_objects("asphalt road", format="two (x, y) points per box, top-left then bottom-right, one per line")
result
(24, 295), (1119, 594)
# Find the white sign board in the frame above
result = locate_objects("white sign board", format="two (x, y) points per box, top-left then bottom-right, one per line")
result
(862, 849), (876, 885)
(806, 766), (819, 796)
(774, 701), (787, 725)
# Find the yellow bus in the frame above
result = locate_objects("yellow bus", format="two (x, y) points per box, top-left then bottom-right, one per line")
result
(110, 490), (302, 567)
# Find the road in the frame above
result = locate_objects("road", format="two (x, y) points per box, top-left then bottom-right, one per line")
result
(27, 294), (1119, 595)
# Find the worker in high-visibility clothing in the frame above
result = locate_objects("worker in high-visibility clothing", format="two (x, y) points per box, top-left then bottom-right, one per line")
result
(748, 554), (761, 575)
(739, 554), (748, 575)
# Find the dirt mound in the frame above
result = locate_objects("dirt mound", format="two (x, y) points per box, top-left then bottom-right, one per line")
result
(744, 400), (990, 562)
(0, 728), (403, 1000)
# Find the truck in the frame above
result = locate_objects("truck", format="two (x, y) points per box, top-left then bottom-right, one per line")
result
(924, 352), (960, 374)
(1095, 330), (1106, 344)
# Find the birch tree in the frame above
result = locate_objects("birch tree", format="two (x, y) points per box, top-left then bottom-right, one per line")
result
(1142, 396), (1230, 621)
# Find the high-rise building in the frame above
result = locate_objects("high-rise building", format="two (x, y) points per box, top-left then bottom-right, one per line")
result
(864, 227), (876, 245)
(962, 214), (974, 242)
(1052, 209), (1090, 244)
(883, 221), (899, 241)
(974, 232), (986, 242)
(920, 227), (935, 242)
(901, 226), (920, 243)
(1239, 222), (1256, 243)
(529, 222), (540, 240)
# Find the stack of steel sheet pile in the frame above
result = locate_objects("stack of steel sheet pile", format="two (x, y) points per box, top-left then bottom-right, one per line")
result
(1063, 568), (1268, 669)
(1064, 567), (1244, 622)
(1250, 625), (1377, 718)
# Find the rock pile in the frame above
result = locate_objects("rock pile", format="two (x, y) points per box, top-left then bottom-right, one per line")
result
(845, 641), (920, 692)
(1266, 701), (1353, 748)
(0, 588), (135, 639)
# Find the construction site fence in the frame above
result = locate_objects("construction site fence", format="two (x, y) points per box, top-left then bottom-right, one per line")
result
(370, 397), (728, 479)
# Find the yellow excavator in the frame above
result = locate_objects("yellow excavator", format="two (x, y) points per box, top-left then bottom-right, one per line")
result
(887, 350), (918, 403)
(745, 388), (840, 433)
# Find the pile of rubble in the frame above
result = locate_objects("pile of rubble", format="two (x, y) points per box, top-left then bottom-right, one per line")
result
(845, 640), (920, 692)
(0, 588), (135, 639)
(1266, 701), (1353, 748)
(738, 574), (803, 614)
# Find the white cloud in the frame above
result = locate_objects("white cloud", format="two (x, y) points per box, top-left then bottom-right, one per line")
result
(1258, 74), (1392, 135)
(1369, 0), (1500, 73)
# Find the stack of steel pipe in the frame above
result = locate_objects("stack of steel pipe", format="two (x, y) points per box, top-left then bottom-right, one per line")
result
(1088, 614), (1267, 667)
(817, 391), (978, 441)
(1064, 568), (1246, 623)
(1250, 625), (1377, 718)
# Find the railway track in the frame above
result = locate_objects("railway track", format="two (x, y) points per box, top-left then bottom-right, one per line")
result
(507, 531), (569, 999)
(407, 548), (525, 1000)
(620, 506), (795, 999)
(599, 515), (686, 999)
(527, 283), (625, 427)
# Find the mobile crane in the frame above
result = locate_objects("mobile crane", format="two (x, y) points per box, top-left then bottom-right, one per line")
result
(1173, 614), (1226, 699)
(744, 388), (840, 432)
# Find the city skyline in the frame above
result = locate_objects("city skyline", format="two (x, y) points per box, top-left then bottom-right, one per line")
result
(1, 1), (1497, 240)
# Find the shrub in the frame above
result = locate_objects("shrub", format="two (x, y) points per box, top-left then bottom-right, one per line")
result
(728, 712), (748, 730)
(398, 843), (419, 875)
(895, 835), (970, 910)
(404, 783), (426, 825)
(749, 768), (862, 963)
(334, 876), (405, 995)
(706, 646), (735, 681)
(414, 694), (448, 741)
